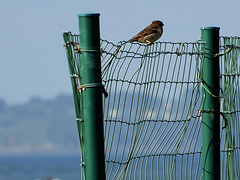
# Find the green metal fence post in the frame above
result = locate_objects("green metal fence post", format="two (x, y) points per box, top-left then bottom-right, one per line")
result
(201, 27), (220, 180)
(78, 13), (106, 180)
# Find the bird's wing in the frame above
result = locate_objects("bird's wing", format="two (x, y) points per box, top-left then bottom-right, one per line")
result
(129, 25), (158, 42)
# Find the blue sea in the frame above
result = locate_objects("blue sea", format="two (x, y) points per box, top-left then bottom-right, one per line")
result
(0, 154), (82, 180)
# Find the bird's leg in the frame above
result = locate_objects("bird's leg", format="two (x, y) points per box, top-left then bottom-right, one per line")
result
(146, 40), (153, 45)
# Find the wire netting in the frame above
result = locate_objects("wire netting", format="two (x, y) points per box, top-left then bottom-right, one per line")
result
(219, 36), (240, 180)
(63, 32), (240, 180)
(101, 40), (204, 180)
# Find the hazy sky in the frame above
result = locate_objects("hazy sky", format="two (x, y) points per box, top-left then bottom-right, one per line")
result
(0, 0), (239, 105)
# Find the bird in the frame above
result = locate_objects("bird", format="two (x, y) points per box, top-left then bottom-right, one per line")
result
(128, 20), (164, 44)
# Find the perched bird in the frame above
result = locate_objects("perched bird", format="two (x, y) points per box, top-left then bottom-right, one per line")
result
(128, 20), (164, 44)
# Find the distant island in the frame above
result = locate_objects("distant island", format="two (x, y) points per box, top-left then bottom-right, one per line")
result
(0, 86), (198, 155)
(0, 94), (80, 155)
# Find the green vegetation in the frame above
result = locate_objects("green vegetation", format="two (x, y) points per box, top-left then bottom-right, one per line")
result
(0, 95), (80, 154)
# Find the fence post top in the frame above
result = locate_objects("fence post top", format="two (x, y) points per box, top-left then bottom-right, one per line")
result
(201, 27), (220, 30)
(78, 13), (100, 17)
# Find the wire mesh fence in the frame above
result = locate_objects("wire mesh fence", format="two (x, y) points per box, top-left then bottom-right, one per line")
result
(101, 40), (204, 180)
(63, 32), (240, 180)
(219, 36), (240, 180)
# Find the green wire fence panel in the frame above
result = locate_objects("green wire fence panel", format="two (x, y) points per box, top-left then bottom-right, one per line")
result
(219, 36), (240, 180)
(63, 32), (240, 180)
(63, 33), (84, 179)
(63, 31), (206, 180)
(101, 40), (205, 180)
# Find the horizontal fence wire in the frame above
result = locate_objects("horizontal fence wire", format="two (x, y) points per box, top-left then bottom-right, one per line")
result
(219, 36), (240, 180)
(63, 32), (240, 180)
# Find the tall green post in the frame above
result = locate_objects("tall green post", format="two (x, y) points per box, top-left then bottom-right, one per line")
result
(78, 13), (106, 180)
(201, 27), (220, 180)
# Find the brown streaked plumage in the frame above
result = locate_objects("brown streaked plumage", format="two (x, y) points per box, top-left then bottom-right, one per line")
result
(128, 20), (164, 44)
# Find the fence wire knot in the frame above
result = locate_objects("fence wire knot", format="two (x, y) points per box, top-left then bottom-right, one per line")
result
(78, 83), (108, 98)
(214, 45), (234, 57)
(70, 74), (80, 78)
(197, 75), (223, 98)
(176, 41), (186, 56)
